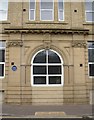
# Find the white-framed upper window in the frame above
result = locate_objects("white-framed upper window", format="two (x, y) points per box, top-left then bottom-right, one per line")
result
(31, 49), (64, 86)
(88, 42), (94, 77)
(58, 0), (64, 21)
(85, 0), (94, 22)
(40, 0), (54, 21)
(0, 41), (5, 78)
(0, 0), (8, 21)
(29, 0), (36, 20)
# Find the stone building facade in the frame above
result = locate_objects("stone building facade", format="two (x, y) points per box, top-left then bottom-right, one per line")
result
(0, 0), (94, 105)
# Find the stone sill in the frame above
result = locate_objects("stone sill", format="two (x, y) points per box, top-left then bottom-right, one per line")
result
(83, 22), (94, 25)
(26, 21), (68, 25)
(0, 21), (11, 24)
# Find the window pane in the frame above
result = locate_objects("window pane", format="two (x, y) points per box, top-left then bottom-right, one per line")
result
(88, 49), (94, 62)
(0, 41), (5, 48)
(41, 10), (53, 20)
(93, 2), (94, 11)
(0, 50), (5, 62)
(33, 66), (46, 74)
(30, 1), (35, 9)
(58, 0), (63, 10)
(48, 50), (61, 63)
(86, 12), (94, 21)
(33, 51), (46, 63)
(30, 0), (35, 2)
(0, 0), (8, 11)
(49, 76), (61, 84)
(0, 10), (7, 21)
(34, 76), (46, 84)
(30, 10), (34, 20)
(41, 0), (53, 2)
(59, 10), (63, 20)
(48, 66), (61, 74)
(85, 2), (92, 11)
(88, 42), (94, 48)
(0, 64), (4, 77)
(89, 64), (94, 76)
(41, 2), (53, 9)
(58, 0), (63, 21)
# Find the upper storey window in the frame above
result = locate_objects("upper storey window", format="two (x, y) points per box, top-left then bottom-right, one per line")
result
(29, 0), (36, 20)
(29, 0), (64, 21)
(58, 0), (64, 21)
(0, 0), (8, 21)
(40, 0), (54, 21)
(85, 0), (94, 22)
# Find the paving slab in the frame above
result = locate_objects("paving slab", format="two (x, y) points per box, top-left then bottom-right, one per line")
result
(0, 104), (93, 119)
(2, 104), (93, 116)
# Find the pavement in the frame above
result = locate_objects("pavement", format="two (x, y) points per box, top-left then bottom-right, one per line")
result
(1, 104), (93, 118)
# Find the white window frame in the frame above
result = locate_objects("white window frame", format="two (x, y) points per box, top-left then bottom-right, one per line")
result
(85, 0), (94, 22)
(31, 49), (64, 86)
(0, 0), (8, 21)
(88, 42), (94, 78)
(0, 41), (5, 79)
(29, 0), (36, 21)
(40, 0), (54, 21)
(58, 0), (64, 21)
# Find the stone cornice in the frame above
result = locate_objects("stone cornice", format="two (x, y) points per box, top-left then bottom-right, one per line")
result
(4, 28), (89, 35)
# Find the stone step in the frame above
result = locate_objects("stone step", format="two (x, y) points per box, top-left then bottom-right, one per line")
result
(35, 112), (66, 117)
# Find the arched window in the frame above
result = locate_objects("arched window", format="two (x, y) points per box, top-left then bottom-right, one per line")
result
(31, 49), (64, 86)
